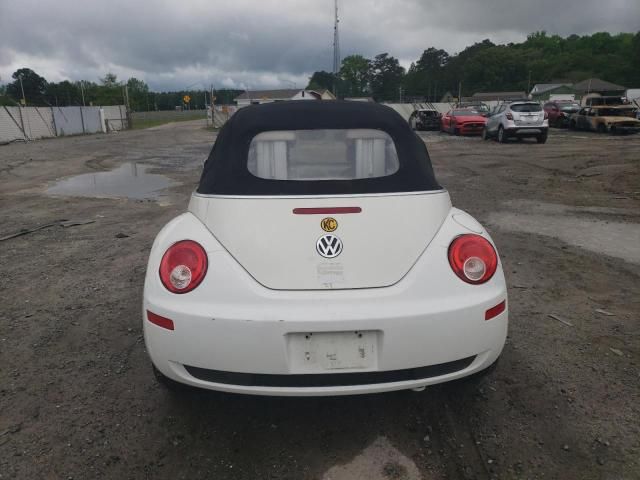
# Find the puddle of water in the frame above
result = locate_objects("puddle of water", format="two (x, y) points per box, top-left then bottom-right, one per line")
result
(488, 203), (640, 264)
(47, 162), (178, 200)
(322, 436), (424, 480)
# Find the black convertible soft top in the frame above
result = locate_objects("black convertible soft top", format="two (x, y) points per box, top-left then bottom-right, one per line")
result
(197, 100), (441, 195)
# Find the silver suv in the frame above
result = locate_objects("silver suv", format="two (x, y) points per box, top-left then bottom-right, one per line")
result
(482, 101), (549, 143)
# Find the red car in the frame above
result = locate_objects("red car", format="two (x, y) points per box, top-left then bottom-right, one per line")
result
(441, 109), (487, 135)
(544, 101), (581, 128)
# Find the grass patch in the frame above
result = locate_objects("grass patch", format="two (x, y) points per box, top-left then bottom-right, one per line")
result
(131, 111), (207, 130)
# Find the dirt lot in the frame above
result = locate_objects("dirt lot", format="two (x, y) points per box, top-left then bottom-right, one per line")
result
(1, 120), (639, 480)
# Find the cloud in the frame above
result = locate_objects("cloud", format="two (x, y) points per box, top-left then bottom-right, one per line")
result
(0, 0), (638, 90)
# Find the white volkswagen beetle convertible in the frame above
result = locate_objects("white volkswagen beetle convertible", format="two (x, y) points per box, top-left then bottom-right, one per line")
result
(143, 101), (508, 396)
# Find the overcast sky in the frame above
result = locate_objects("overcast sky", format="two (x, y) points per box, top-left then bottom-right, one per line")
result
(1, 0), (639, 91)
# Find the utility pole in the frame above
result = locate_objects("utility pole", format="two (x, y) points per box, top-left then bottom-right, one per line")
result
(458, 81), (462, 104)
(123, 84), (131, 129)
(18, 74), (26, 106)
(527, 70), (532, 95)
(332, 0), (340, 96)
(79, 81), (86, 106)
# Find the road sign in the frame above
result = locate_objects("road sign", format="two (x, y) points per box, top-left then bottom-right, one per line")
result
(183, 95), (191, 104)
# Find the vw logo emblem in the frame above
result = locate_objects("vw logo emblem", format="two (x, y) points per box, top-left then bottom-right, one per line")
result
(316, 234), (343, 258)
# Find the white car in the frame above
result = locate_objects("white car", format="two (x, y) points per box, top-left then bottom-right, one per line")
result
(143, 101), (508, 396)
(483, 101), (549, 143)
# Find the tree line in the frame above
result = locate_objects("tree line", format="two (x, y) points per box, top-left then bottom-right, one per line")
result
(0, 69), (243, 110)
(308, 31), (640, 101)
(2, 31), (638, 108)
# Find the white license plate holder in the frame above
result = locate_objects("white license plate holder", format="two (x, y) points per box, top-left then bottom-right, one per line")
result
(287, 331), (378, 373)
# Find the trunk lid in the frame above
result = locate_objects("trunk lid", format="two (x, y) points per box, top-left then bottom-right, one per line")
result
(189, 192), (451, 290)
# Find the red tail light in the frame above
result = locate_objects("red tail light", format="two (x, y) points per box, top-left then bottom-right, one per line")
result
(448, 234), (498, 284)
(159, 240), (208, 293)
(505, 113), (514, 120)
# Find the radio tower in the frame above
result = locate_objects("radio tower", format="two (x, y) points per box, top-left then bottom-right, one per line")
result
(332, 0), (340, 95)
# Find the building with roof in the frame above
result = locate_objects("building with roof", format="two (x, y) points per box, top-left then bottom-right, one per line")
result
(235, 89), (335, 107)
(466, 91), (527, 102)
(530, 83), (574, 100)
(529, 78), (627, 102)
(572, 78), (626, 96)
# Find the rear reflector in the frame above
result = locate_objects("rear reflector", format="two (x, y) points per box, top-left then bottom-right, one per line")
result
(293, 207), (362, 215)
(147, 310), (175, 330)
(485, 300), (506, 321)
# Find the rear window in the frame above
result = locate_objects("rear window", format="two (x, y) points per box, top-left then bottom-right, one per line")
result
(247, 129), (400, 181)
(510, 103), (543, 112)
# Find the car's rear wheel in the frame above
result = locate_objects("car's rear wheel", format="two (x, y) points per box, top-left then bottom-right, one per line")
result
(497, 126), (507, 143)
(597, 123), (607, 134)
(536, 132), (548, 144)
(569, 120), (577, 130)
(454, 127), (460, 136)
(481, 127), (490, 141)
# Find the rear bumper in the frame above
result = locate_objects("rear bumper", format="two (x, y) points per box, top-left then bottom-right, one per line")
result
(144, 301), (507, 396)
(506, 126), (548, 137)
(458, 124), (485, 135)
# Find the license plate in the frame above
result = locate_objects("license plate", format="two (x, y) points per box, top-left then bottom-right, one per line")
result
(287, 331), (378, 373)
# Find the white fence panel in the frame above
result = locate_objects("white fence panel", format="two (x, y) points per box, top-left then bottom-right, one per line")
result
(102, 105), (128, 131)
(384, 103), (455, 121)
(0, 107), (26, 143)
(208, 105), (239, 128)
(24, 107), (56, 139)
(53, 107), (84, 136)
(81, 107), (102, 133)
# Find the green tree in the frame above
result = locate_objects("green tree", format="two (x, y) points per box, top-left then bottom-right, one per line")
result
(307, 70), (336, 92)
(339, 55), (372, 97)
(100, 72), (119, 87)
(370, 53), (405, 101)
(6, 68), (48, 105)
(126, 77), (150, 111)
(212, 89), (244, 105)
(94, 73), (123, 106)
(404, 47), (450, 100)
(45, 80), (82, 106)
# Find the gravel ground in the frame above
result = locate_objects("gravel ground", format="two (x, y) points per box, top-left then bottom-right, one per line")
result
(1, 120), (639, 479)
